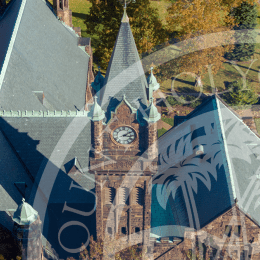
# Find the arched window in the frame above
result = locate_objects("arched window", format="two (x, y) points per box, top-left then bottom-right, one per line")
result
(134, 187), (144, 206)
(118, 187), (129, 205)
(59, 0), (62, 9)
(105, 187), (116, 205)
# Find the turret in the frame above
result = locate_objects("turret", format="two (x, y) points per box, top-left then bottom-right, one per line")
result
(144, 97), (161, 158)
(12, 198), (42, 260)
(147, 66), (160, 101)
(88, 96), (105, 158)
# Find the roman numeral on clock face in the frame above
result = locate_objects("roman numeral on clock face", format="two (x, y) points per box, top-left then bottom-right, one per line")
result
(112, 126), (136, 144)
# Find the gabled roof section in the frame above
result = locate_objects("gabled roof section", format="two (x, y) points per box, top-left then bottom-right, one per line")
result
(66, 157), (83, 174)
(152, 96), (235, 233)
(100, 10), (148, 114)
(0, 0), (89, 111)
(215, 97), (260, 227)
(152, 95), (260, 235)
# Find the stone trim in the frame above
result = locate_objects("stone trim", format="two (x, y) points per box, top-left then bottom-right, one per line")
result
(0, 110), (89, 117)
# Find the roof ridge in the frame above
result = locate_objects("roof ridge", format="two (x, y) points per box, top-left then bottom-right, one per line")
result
(0, 0), (27, 90)
(0, 110), (89, 117)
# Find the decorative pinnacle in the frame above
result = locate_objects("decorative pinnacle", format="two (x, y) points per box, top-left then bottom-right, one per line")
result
(123, 94), (126, 100)
(98, 66), (101, 71)
(22, 198), (25, 203)
(94, 96), (98, 102)
(151, 66), (154, 72)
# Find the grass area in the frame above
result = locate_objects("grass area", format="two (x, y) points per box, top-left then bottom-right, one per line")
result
(161, 116), (174, 126)
(160, 46), (260, 95)
(255, 118), (260, 134)
(158, 128), (168, 138)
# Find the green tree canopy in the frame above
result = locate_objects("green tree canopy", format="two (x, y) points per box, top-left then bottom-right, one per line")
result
(84, 0), (168, 69)
(225, 1), (258, 61)
(222, 80), (259, 106)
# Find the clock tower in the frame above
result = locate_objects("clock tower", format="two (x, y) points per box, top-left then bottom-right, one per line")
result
(89, 7), (161, 255)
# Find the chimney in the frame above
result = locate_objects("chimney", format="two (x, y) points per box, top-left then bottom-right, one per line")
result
(53, 0), (72, 27)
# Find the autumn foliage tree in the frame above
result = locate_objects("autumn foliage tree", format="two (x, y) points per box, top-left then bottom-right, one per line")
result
(162, 0), (255, 87)
(84, 0), (168, 69)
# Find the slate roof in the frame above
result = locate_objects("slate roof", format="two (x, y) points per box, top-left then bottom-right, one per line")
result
(100, 11), (148, 118)
(0, 115), (95, 258)
(0, 116), (94, 195)
(151, 95), (260, 238)
(0, 0), (89, 111)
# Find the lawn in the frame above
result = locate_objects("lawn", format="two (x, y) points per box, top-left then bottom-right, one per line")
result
(161, 116), (174, 126)
(158, 128), (168, 138)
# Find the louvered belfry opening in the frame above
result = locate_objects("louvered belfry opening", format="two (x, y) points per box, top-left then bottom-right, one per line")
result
(134, 187), (144, 206)
(105, 187), (116, 205)
(119, 187), (130, 205)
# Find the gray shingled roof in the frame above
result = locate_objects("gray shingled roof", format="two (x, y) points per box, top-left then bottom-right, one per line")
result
(151, 95), (260, 238)
(0, 130), (33, 211)
(100, 12), (148, 117)
(0, 116), (94, 193)
(0, 0), (89, 111)
(0, 115), (95, 259)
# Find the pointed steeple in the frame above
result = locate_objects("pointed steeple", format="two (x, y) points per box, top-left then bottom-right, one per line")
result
(100, 7), (148, 113)
(13, 198), (39, 225)
(88, 96), (105, 121)
(144, 97), (161, 123)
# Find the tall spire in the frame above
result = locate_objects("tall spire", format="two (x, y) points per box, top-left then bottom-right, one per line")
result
(100, 4), (148, 114)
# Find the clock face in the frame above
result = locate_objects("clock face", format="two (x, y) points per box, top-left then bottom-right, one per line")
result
(112, 126), (136, 145)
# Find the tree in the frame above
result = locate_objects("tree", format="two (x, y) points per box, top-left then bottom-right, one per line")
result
(66, 235), (146, 260)
(225, 1), (258, 61)
(163, 0), (244, 87)
(84, 0), (168, 69)
(222, 80), (258, 106)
